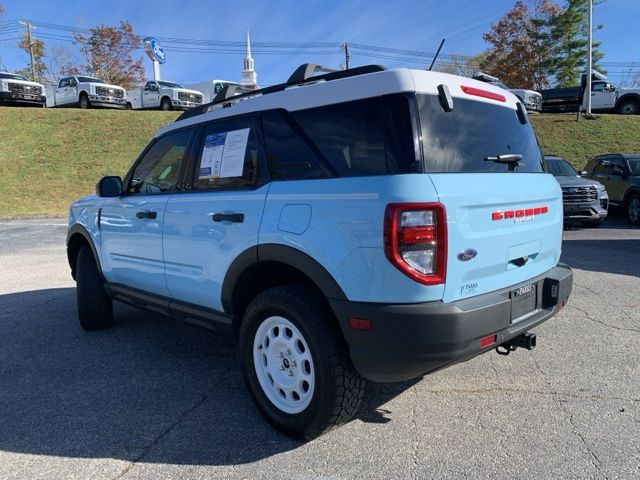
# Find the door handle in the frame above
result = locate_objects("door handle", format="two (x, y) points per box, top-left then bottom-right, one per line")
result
(212, 213), (244, 223)
(136, 210), (157, 219)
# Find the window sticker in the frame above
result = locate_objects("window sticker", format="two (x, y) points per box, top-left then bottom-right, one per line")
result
(199, 128), (250, 179)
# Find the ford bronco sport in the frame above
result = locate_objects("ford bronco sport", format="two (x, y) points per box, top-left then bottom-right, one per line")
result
(67, 64), (573, 439)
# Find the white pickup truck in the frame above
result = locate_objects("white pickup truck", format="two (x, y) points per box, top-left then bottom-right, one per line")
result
(45, 76), (127, 109)
(0, 72), (46, 107)
(473, 72), (542, 113)
(184, 79), (241, 104)
(585, 72), (640, 115)
(126, 80), (204, 110)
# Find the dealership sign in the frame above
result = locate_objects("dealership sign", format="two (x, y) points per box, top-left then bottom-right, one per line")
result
(144, 37), (166, 64)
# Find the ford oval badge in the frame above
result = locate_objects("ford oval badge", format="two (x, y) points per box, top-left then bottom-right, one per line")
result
(144, 37), (167, 64)
(457, 249), (477, 262)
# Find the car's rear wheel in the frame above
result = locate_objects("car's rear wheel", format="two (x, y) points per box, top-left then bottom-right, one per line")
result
(76, 246), (113, 330)
(627, 194), (640, 225)
(239, 285), (364, 440)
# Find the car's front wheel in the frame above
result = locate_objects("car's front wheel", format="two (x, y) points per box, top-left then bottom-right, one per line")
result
(76, 246), (113, 330)
(239, 285), (364, 440)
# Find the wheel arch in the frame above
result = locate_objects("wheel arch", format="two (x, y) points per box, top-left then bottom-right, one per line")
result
(222, 244), (348, 334)
(67, 224), (102, 281)
(624, 186), (640, 206)
(616, 94), (640, 110)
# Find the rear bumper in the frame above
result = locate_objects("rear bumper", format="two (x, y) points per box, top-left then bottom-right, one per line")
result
(330, 264), (573, 382)
(0, 91), (46, 105)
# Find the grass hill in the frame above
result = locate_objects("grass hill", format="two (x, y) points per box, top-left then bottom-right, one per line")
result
(0, 108), (639, 217)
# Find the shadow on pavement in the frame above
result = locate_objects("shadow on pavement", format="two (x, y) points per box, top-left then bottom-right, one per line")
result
(0, 287), (416, 465)
(561, 238), (640, 277)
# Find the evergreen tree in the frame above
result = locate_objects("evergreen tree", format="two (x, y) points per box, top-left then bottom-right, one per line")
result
(537, 0), (605, 87)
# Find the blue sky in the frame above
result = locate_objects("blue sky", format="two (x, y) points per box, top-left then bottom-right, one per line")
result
(0, 0), (638, 86)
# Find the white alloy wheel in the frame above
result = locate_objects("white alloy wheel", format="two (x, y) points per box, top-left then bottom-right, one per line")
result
(253, 315), (315, 414)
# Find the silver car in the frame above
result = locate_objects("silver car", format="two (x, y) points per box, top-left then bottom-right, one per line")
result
(544, 155), (609, 227)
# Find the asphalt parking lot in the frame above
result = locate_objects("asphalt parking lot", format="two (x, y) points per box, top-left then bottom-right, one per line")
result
(0, 216), (638, 480)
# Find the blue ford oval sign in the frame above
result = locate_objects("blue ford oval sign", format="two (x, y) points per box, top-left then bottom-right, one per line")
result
(144, 37), (166, 64)
(457, 248), (477, 262)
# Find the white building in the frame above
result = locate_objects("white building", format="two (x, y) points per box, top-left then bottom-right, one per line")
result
(241, 30), (258, 89)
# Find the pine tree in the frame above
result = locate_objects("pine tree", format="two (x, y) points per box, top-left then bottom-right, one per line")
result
(538, 0), (605, 87)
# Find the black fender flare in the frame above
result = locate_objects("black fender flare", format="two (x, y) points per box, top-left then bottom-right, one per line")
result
(221, 244), (347, 314)
(67, 224), (102, 280)
(615, 94), (640, 109)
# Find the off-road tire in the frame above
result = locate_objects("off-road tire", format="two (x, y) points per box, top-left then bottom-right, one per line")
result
(76, 246), (113, 330)
(239, 284), (365, 440)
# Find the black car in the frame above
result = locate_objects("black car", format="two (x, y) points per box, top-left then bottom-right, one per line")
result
(583, 154), (640, 225)
(544, 155), (608, 227)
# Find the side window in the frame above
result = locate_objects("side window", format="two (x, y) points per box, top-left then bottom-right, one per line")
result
(262, 110), (330, 181)
(69, 78), (77, 87)
(128, 129), (194, 194)
(291, 98), (387, 177)
(192, 116), (264, 190)
(591, 82), (605, 93)
(144, 82), (153, 91)
(58, 78), (69, 88)
(594, 159), (611, 174)
(611, 158), (627, 176)
(383, 94), (420, 173)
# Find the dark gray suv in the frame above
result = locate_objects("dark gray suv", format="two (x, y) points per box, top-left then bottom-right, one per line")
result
(544, 155), (608, 227)
(583, 154), (640, 225)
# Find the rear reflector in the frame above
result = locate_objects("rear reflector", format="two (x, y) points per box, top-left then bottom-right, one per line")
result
(480, 334), (497, 348)
(348, 317), (372, 331)
(460, 85), (506, 103)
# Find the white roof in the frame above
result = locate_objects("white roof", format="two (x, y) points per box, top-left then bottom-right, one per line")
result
(156, 68), (520, 138)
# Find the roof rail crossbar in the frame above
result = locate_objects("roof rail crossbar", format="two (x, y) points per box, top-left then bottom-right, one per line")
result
(213, 84), (257, 103)
(176, 64), (387, 122)
(287, 64), (339, 83)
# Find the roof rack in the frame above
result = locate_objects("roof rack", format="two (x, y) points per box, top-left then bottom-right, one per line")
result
(176, 63), (386, 122)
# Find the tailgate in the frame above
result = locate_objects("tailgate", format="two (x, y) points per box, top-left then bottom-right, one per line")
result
(429, 173), (563, 303)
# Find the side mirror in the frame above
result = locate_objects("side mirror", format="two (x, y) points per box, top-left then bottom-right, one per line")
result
(96, 176), (122, 197)
(579, 170), (588, 176)
(605, 83), (614, 92)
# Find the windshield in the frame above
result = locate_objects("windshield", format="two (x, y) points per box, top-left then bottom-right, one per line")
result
(627, 157), (640, 176)
(77, 76), (105, 84)
(0, 73), (29, 81)
(158, 81), (183, 88)
(417, 94), (544, 173)
(544, 157), (578, 176)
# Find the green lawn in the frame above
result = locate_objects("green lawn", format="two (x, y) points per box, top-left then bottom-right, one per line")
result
(1, 108), (639, 218)
(0, 107), (178, 217)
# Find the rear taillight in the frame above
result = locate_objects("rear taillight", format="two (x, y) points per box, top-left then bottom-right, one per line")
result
(384, 203), (447, 285)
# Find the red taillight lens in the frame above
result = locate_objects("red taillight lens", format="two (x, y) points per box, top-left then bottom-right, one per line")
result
(384, 203), (447, 285)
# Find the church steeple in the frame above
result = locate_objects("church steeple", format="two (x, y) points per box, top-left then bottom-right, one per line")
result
(241, 29), (257, 88)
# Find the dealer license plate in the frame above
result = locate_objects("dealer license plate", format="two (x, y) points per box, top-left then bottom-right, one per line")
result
(510, 283), (537, 323)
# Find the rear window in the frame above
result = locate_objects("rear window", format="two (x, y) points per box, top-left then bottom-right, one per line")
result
(417, 94), (544, 173)
(627, 157), (640, 176)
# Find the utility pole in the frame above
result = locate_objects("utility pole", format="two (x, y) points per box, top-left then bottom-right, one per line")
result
(585, 0), (593, 116)
(340, 43), (350, 70)
(19, 20), (36, 81)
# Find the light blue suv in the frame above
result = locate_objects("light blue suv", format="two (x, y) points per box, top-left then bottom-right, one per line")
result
(67, 64), (573, 439)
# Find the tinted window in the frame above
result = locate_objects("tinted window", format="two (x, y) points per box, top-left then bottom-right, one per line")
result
(545, 157), (578, 176)
(262, 110), (330, 180)
(192, 116), (264, 190)
(77, 76), (104, 84)
(291, 98), (387, 177)
(627, 157), (640, 176)
(383, 94), (421, 173)
(128, 129), (194, 194)
(593, 160), (611, 174)
(417, 94), (543, 173)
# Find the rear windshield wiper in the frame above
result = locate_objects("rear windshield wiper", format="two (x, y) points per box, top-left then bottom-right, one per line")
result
(484, 154), (523, 171)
